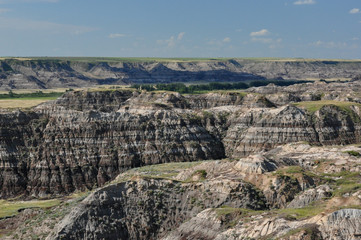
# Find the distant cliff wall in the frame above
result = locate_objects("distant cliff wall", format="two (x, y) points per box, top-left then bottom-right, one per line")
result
(1, 58), (361, 90)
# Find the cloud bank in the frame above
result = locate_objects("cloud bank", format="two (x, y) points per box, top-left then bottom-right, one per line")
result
(294, 0), (315, 5)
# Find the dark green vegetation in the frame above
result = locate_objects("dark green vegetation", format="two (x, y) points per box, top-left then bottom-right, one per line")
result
(293, 100), (361, 114)
(130, 80), (311, 93)
(0, 91), (64, 100)
(321, 171), (361, 197)
(344, 150), (361, 157)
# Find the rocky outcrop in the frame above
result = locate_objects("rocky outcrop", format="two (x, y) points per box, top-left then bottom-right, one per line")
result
(234, 154), (278, 174)
(47, 177), (267, 240)
(224, 106), (317, 157)
(161, 208), (361, 240)
(224, 104), (361, 158)
(319, 209), (361, 240)
(3, 140), (361, 239)
(161, 209), (223, 240)
(287, 185), (332, 208)
(1, 58), (361, 90)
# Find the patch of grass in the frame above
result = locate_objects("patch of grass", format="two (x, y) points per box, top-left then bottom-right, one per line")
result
(0, 88), (70, 95)
(201, 110), (214, 119)
(320, 171), (361, 197)
(281, 224), (320, 239)
(0, 90), (64, 109)
(338, 205), (361, 210)
(0, 199), (61, 218)
(0, 91), (63, 99)
(214, 206), (242, 217)
(333, 183), (361, 197)
(344, 150), (361, 157)
(0, 98), (57, 109)
(194, 169), (207, 179)
(279, 166), (304, 174)
(293, 100), (361, 114)
(276, 203), (326, 220)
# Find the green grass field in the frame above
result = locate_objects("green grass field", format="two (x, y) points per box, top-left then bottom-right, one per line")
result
(0, 199), (62, 218)
(293, 100), (361, 113)
(0, 98), (59, 109)
(0, 91), (64, 109)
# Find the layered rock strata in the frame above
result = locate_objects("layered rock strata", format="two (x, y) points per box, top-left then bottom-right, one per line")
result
(1, 89), (361, 198)
(48, 177), (266, 240)
(1, 58), (361, 90)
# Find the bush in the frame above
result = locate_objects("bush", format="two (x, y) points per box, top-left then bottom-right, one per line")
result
(344, 150), (360, 157)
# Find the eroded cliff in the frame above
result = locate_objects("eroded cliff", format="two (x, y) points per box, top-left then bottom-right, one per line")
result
(1, 81), (361, 239)
(1, 58), (361, 90)
(2, 84), (361, 199)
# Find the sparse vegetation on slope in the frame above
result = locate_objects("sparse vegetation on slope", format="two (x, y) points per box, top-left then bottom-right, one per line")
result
(0, 199), (61, 219)
(130, 80), (311, 93)
(293, 100), (361, 113)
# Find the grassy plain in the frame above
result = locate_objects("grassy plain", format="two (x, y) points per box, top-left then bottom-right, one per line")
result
(0, 199), (61, 218)
(0, 98), (57, 109)
(293, 100), (361, 113)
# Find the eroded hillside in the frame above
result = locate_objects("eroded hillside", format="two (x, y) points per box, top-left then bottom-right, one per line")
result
(1, 58), (361, 90)
(1, 81), (361, 239)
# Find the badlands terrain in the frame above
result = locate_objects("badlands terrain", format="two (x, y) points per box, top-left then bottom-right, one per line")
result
(1, 57), (361, 90)
(0, 58), (360, 239)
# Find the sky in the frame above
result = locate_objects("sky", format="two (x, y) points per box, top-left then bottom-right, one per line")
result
(0, 0), (360, 59)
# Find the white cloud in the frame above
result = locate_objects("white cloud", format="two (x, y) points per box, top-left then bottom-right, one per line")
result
(109, 33), (126, 38)
(312, 40), (347, 48)
(350, 8), (361, 14)
(177, 32), (185, 41)
(223, 37), (231, 43)
(294, 0), (316, 5)
(0, 17), (96, 35)
(157, 32), (185, 48)
(250, 29), (269, 37)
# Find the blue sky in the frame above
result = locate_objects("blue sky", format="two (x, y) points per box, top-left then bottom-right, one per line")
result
(0, 0), (360, 59)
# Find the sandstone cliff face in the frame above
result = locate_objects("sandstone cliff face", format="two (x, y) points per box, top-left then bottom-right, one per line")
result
(1, 58), (361, 90)
(1, 89), (361, 198)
